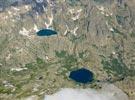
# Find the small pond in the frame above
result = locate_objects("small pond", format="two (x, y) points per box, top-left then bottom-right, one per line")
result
(69, 68), (94, 84)
(37, 29), (57, 36)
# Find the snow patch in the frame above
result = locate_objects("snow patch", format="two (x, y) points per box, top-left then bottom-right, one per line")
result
(11, 67), (28, 71)
(19, 27), (30, 37)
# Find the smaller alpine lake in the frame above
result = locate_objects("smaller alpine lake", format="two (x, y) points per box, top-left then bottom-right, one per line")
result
(36, 29), (57, 36)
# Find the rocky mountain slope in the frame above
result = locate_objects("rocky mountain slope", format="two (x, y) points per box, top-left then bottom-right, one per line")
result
(0, 0), (135, 100)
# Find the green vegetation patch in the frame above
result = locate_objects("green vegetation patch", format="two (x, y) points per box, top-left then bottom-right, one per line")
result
(0, 86), (12, 94)
(55, 50), (79, 76)
(130, 32), (135, 37)
(101, 54), (135, 79)
(55, 50), (67, 58)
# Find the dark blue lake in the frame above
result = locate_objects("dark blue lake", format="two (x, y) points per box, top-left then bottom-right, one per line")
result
(37, 29), (57, 36)
(69, 68), (94, 84)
